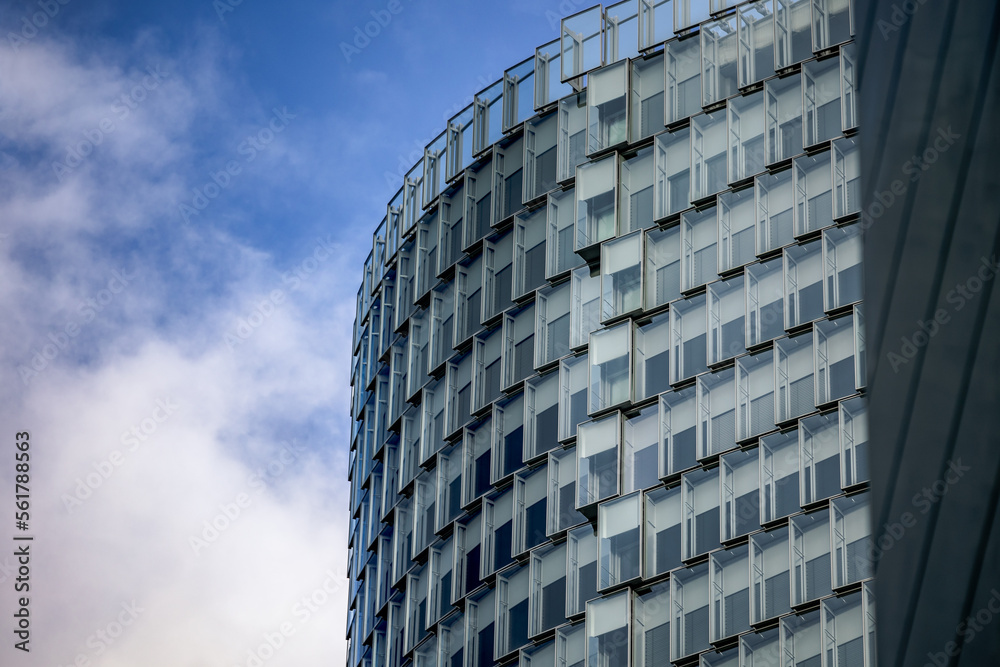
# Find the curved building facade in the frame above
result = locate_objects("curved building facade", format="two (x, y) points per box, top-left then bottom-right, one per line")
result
(348, 3), (873, 667)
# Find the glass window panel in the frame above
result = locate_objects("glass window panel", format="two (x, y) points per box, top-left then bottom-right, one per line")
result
(840, 43), (857, 132)
(525, 112), (560, 204)
(631, 54), (665, 142)
(774, 0), (812, 69)
(493, 394), (526, 484)
(645, 225), (682, 309)
(728, 91), (766, 185)
(666, 37), (702, 124)
(799, 411), (841, 505)
(790, 510), (833, 605)
(755, 169), (794, 255)
(393, 496), (415, 586)
(395, 240), (417, 330)
(639, 0), (674, 50)
(681, 206), (718, 291)
(454, 512), (483, 603)
(710, 545), (751, 642)
(515, 465), (549, 557)
(832, 136), (860, 219)
(557, 622), (587, 667)
(447, 351), (474, 438)
(559, 92), (590, 183)
(691, 111), (729, 202)
(823, 223), (862, 311)
(549, 445), (588, 535)
(831, 491), (873, 588)
(536, 281), (573, 369)
(746, 259), (785, 348)
(737, 347), (777, 440)
(634, 582), (671, 667)
(464, 159), (495, 250)
(812, 0), (852, 52)
(483, 232), (514, 323)
(465, 587), (496, 667)
(697, 368), (737, 459)
(439, 613), (466, 667)
(438, 183), (466, 275)
(403, 160), (425, 237)
(567, 523), (600, 616)
(405, 565), (429, 652)
(785, 240), (824, 328)
(765, 74), (803, 165)
(496, 564), (531, 660)
(814, 315), (856, 405)
(530, 543), (568, 637)
(463, 416), (494, 508)
(548, 186), (585, 279)
(624, 405), (661, 494)
(590, 323), (633, 414)
(502, 304), (536, 391)
(526, 371), (561, 461)
(682, 467), (721, 560)
(483, 487), (515, 577)
(447, 105), (475, 183)
(572, 266), (602, 349)
(654, 126), (692, 219)
(738, 1), (777, 88)
(429, 538), (455, 626)
(620, 147), (656, 234)
(473, 327), (503, 412)
(494, 136), (525, 224)
(430, 282), (455, 373)
(560, 352), (591, 441)
(586, 590), (630, 667)
(775, 332), (815, 423)
(437, 442), (464, 532)
(839, 396), (868, 488)
(670, 293), (708, 384)
(793, 150), (834, 236)
(419, 377), (447, 466)
(602, 233), (644, 321)
(702, 15), (740, 107)
(780, 610), (821, 667)
(606, 0), (641, 64)
(760, 429), (801, 523)
(645, 486), (683, 578)
(864, 582), (877, 666)
(599, 493), (643, 589)
(474, 79), (504, 157)
(803, 57), (842, 147)
(635, 312), (671, 400)
(675, 0), (710, 31)
(577, 412), (622, 508)
(821, 591), (865, 667)
(456, 253), (485, 346)
(588, 60), (630, 154)
(751, 527), (792, 624)
(721, 447), (761, 541)
(661, 385), (699, 477)
(505, 57), (536, 133)
(740, 628), (781, 666)
(670, 563), (711, 661)
(562, 6), (605, 82)
(536, 38), (574, 111)
(514, 209), (547, 301)
(576, 155), (619, 254)
(708, 275), (746, 365)
(854, 303), (865, 391)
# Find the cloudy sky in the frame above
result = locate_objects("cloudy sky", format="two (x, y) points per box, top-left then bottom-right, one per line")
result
(0, 0), (563, 664)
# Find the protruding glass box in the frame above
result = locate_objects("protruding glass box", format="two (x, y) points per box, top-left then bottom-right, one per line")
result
(624, 404), (660, 494)
(590, 322), (633, 414)
(559, 352), (591, 441)
(728, 92), (766, 186)
(639, 0), (673, 51)
(665, 37), (702, 124)
(514, 465), (549, 557)
(691, 111), (728, 203)
(482, 486), (515, 577)
(670, 563), (711, 661)
(814, 315), (857, 405)
(567, 523), (599, 616)
(561, 6), (604, 82)
(463, 417), (493, 508)
(674, 0), (710, 32)
(831, 491), (872, 588)
(709, 545), (751, 642)
(492, 393), (525, 484)
(571, 265), (602, 349)
(525, 370), (561, 461)
(635, 312), (671, 400)
(548, 445), (587, 535)
(661, 385), (699, 477)
(446, 351), (474, 438)
(437, 441), (464, 532)
(601, 232), (644, 321)
(464, 587), (496, 667)
(799, 411), (841, 505)
(790, 509), (832, 605)
(644, 485), (682, 578)
(429, 537), (455, 627)
(670, 293), (708, 384)
(577, 412), (622, 509)
(404, 564), (429, 652)
(696, 367), (736, 460)
(755, 169), (794, 254)
(559, 92), (589, 183)
(681, 205), (718, 291)
(793, 150), (833, 236)
(811, 0), (852, 53)
(832, 136), (860, 219)
(536, 38), (573, 111)
(841, 43), (857, 132)
(620, 147), (656, 234)
(784, 240), (824, 328)
(505, 56), (536, 133)
(823, 222), (862, 310)
(495, 563), (530, 660)
(429, 282), (455, 373)
(839, 395), (868, 488)
(547, 186), (585, 279)
(605, 0), (640, 64)
(682, 466), (721, 560)
(708, 275), (746, 365)
(721, 447), (761, 541)
(774, 0), (812, 70)
(599, 493), (642, 589)
(750, 527), (791, 624)
(634, 582), (670, 667)
(803, 56), (842, 148)
(764, 74), (803, 165)
(645, 225), (681, 309)
(737, 347), (776, 441)
(502, 304), (536, 391)
(472, 327), (503, 413)
(746, 258), (785, 348)
(630, 54), (665, 142)
(779, 610), (821, 667)
(737, 1), (777, 88)
(529, 542), (567, 637)
(536, 281), (572, 370)
(514, 208), (548, 302)
(447, 104), (475, 183)
(775, 332), (815, 423)
(702, 14), (739, 107)
(474, 79), (504, 158)
(821, 591), (865, 667)
(586, 590), (630, 667)
(483, 230), (514, 322)
(576, 155), (618, 258)
(654, 126), (692, 219)
(525, 112), (560, 204)
(760, 428), (801, 523)
(587, 60), (630, 155)
(453, 512), (483, 604)
(455, 252), (485, 346)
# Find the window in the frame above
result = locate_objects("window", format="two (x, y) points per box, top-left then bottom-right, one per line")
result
(514, 208), (548, 302)
(381, 441), (400, 523)
(559, 92), (589, 183)
(670, 563), (711, 661)
(419, 377), (447, 465)
(785, 240), (824, 328)
(799, 410), (840, 505)
(455, 253), (485, 345)
(529, 542), (568, 637)
(548, 445), (587, 535)
(590, 322), (633, 414)
(630, 54), (665, 142)
(821, 591), (866, 667)
(756, 169), (794, 255)
(588, 60), (630, 155)
(447, 105), (475, 183)
(812, 0), (852, 52)
(864, 582), (876, 665)
(691, 112), (728, 203)
(605, 0), (640, 64)
(493, 136), (525, 224)
(841, 43), (857, 132)
(602, 233), (644, 321)
(697, 368), (737, 459)
(599, 493), (642, 589)
(831, 491), (872, 589)
(823, 223), (862, 313)
(638, 0), (673, 51)
(474, 80), (504, 157)
(525, 112), (560, 203)
(737, 1), (777, 88)
(779, 610), (821, 667)
(536, 38), (573, 111)
(504, 57), (536, 133)
(839, 396), (868, 488)
(670, 293), (708, 384)
(560, 352), (591, 441)
(561, 6), (604, 82)
(737, 347), (777, 441)
(557, 622), (587, 667)
(793, 150), (834, 236)
(682, 467), (721, 560)
(514, 466), (550, 558)
(399, 406), (421, 495)
(439, 613), (465, 667)
(760, 429), (799, 525)
(665, 37), (702, 124)
(483, 487), (515, 577)
(832, 136), (860, 219)
(775, 332), (816, 423)
(635, 312), (671, 400)
(465, 587), (496, 667)
(463, 417), (493, 508)
(619, 147), (656, 234)
(407, 308), (430, 401)
(415, 212), (438, 303)
(483, 231), (514, 322)
(790, 509), (832, 605)
(682, 206), (718, 291)
(430, 282), (455, 373)
(623, 405), (661, 493)
(567, 523), (600, 616)
(393, 496), (414, 586)
(536, 281), (572, 369)
(702, 15), (740, 107)
(644, 486), (682, 578)
(395, 240), (416, 330)
(634, 583), (671, 667)
(496, 564), (531, 660)
(710, 545), (751, 641)
(644, 225), (681, 309)
(803, 56), (842, 148)
(654, 126), (692, 219)
(728, 92), (766, 186)
(750, 527), (791, 623)
(492, 393), (526, 484)
(446, 351), (474, 438)
(721, 447), (761, 541)
(454, 512), (483, 603)
(577, 413), (622, 509)
(437, 442), (464, 532)
(814, 315), (857, 405)
(708, 275), (746, 365)
(701, 647), (739, 667)
(746, 259), (785, 347)
(502, 304), (536, 391)
(438, 183), (467, 275)
(464, 160), (494, 250)
(547, 186), (585, 279)
(429, 537), (455, 626)
(586, 590), (630, 667)
(472, 327), (503, 413)
(854, 304), (865, 390)
(405, 565), (429, 652)
(765, 74), (803, 165)
(571, 266), (602, 349)
(674, 0), (710, 31)
(774, 0), (812, 69)
(525, 371), (561, 461)
(403, 161), (425, 237)
(576, 155), (618, 257)
(661, 385), (699, 477)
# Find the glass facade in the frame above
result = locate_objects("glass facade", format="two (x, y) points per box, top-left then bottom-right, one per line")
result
(347, 5), (869, 667)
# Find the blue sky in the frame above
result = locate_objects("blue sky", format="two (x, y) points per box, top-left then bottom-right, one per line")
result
(0, 0), (573, 664)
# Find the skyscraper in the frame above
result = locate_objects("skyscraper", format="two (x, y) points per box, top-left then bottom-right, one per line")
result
(347, 3), (872, 666)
